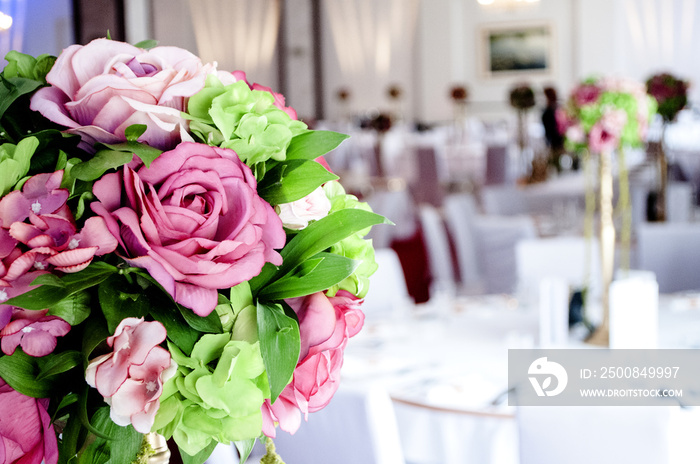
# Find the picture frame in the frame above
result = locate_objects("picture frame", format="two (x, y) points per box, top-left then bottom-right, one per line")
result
(479, 21), (554, 78)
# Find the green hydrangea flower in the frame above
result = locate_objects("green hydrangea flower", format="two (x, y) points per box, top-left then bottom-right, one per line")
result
(154, 334), (270, 457)
(186, 75), (308, 166)
(324, 182), (378, 298)
(0, 137), (39, 196)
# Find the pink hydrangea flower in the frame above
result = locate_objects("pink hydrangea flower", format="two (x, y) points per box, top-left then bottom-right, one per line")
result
(276, 187), (331, 230)
(262, 290), (365, 437)
(85, 318), (176, 434)
(0, 308), (70, 357)
(0, 172), (69, 226)
(30, 38), (213, 151)
(0, 378), (58, 464)
(91, 142), (285, 316)
(0, 171), (118, 279)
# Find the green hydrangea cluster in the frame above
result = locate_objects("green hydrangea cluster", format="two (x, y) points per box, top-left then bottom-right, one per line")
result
(186, 75), (308, 166)
(153, 283), (270, 457)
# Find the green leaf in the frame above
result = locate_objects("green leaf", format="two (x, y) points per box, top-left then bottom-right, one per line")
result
(134, 39), (158, 49)
(6, 262), (118, 310)
(37, 350), (82, 381)
(285, 130), (349, 161)
(257, 159), (338, 205)
(70, 149), (133, 181)
(179, 440), (218, 464)
(250, 209), (390, 293)
(48, 290), (92, 325)
(149, 301), (200, 357)
(258, 253), (360, 300)
(78, 407), (142, 464)
(124, 124), (147, 142)
(0, 76), (43, 119)
(82, 317), (109, 362)
(177, 303), (223, 334)
(98, 275), (151, 333)
(257, 301), (300, 402)
(234, 439), (256, 463)
(103, 141), (162, 168)
(0, 350), (52, 397)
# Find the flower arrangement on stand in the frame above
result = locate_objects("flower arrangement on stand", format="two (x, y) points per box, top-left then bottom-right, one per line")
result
(561, 76), (657, 345)
(508, 83), (536, 178)
(0, 38), (388, 464)
(645, 72), (690, 221)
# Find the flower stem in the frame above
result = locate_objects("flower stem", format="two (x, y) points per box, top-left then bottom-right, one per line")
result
(260, 437), (286, 464)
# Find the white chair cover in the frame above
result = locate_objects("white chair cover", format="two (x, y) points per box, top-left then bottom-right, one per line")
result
(272, 384), (406, 464)
(443, 193), (483, 293)
(418, 204), (456, 295)
(518, 406), (671, 464)
(362, 247), (412, 321)
(636, 223), (700, 293)
(472, 215), (537, 294)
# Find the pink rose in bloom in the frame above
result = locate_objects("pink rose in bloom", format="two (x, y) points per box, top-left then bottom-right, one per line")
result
(588, 109), (627, 154)
(572, 83), (602, 106)
(276, 187), (331, 230)
(85, 318), (176, 434)
(0, 378), (58, 464)
(30, 38), (213, 151)
(91, 142), (285, 316)
(261, 290), (365, 437)
(0, 308), (70, 357)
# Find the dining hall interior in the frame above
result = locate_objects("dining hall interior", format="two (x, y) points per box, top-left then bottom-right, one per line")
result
(5, 0), (700, 463)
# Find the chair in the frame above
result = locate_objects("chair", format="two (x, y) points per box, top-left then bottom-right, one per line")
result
(418, 204), (457, 296)
(472, 215), (537, 294)
(636, 223), (700, 293)
(518, 406), (671, 464)
(362, 247), (412, 321)
(272, 384), (406, 464)
(442, 193), (483, 293)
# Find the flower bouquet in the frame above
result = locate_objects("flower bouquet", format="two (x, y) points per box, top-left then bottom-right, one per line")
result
(645, 72), (688, 123)
(0, 38), (388, 464)
(560, 76), (656, 345)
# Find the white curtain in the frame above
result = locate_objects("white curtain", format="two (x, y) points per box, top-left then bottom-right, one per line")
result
(0, 0), (26, 62)
(620, 0), (699, 96)
(188, 0), (280, 83)
(324, 0), (420, 80)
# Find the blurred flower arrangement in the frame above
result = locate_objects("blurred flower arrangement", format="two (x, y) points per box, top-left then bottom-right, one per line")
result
(560, 76), (657, 345)
(508, 84), (535, 111)
(560, 76), (656, 154)
(0, 38), (387, 464)
(645, 72), (689, 123)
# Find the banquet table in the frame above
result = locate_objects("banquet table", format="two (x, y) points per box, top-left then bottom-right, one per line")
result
(340, 292), (700, 464)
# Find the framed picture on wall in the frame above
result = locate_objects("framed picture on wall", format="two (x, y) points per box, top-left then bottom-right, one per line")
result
(479, 21), (554, 78)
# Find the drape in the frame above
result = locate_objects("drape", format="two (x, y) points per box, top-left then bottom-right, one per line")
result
(188, 0), (280, 82)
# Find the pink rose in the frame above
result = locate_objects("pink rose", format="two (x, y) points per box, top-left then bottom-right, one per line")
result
(262, 290), (365, 437)
(572, 83), (601, 106)
(85, 318), (176, 434)
(30, 38), (213, 151)
(0, 378), (58, 464)
(588, 109), (627, 154)
(1, 308), (70, 357)
(276, 187), (331, 230)
(91, 142), (285, 316)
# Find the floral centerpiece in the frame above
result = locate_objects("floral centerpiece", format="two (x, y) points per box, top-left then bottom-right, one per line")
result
(560, 76), (656, 345)
(645, 72), (688, 123)
(0, 38), (387, 464)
